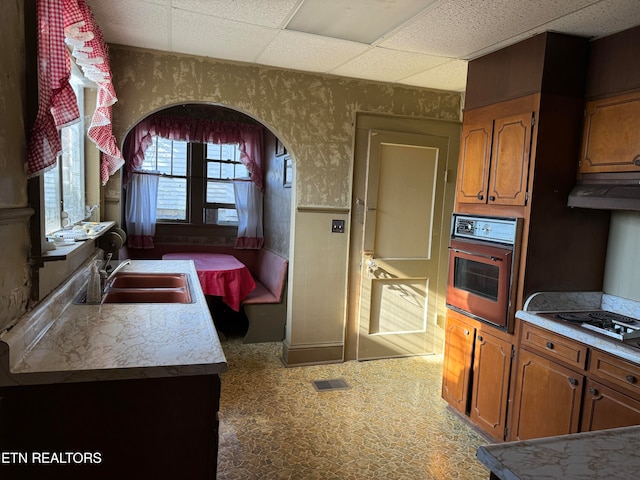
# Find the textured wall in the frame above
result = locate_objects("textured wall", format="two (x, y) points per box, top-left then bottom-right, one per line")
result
(263, 130), (291, 258)
(107, 46), (462, 362)
(0, 0), (31, 332)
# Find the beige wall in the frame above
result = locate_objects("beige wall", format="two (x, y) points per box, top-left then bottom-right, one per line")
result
(0, 0), (31, 332)
(106, 45), (462, 364)
(604, 211), (640, 301)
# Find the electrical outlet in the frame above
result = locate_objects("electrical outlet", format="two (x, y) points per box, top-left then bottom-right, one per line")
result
(331, 219), (345, 233)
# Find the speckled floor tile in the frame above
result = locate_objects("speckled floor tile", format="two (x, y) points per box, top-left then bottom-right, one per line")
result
(217, 339), (490, 480)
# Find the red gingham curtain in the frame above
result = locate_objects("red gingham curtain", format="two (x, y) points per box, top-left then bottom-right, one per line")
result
(27, 0), (124, 184)
(27, 0), (80, 177)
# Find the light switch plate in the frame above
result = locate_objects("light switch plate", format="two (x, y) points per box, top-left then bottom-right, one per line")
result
(331, 219), (345, 233)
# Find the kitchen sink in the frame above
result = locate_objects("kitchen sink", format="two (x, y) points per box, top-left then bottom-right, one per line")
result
(102, 288), (192, 304)
(74, 272), (193, 304)
(107, 273), (189, 289)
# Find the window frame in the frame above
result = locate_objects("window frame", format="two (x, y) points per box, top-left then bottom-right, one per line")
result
(139, 137), (247, 227)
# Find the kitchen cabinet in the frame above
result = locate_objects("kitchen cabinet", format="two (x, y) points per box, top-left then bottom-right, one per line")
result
(442, 311), (514, 441)
(0, 374), (220, 479)
(510, 322), (640, 441)
(442, 313), (475, 415)
(469, 329), (513, 440)
(510, 348), (584, 441)
(579, 91), (640, 173)
(581, 379), (640, 431)
(456, 108), (534, 207)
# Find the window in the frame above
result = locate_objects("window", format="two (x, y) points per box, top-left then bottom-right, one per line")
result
(43, 80), (85, 235)
(139, 136), (248, 225)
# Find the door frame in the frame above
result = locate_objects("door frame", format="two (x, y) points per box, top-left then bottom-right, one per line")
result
(344, 113), (461, 361)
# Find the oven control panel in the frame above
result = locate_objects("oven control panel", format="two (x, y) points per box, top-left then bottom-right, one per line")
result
(452, 214), (519, 245)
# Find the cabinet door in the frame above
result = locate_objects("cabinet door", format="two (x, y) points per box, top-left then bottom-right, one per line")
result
(456, 120), (493, 204)
(488, 112), (534, 206)
(442, 315), (475, 414)
(509, 349), (583, 441)
(469, 330), (513, 441)
(580, 91), (640, 173)
(581, 379), (640, 432)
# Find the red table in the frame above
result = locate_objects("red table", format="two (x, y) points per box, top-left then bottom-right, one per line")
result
(162, 253), (255, 311)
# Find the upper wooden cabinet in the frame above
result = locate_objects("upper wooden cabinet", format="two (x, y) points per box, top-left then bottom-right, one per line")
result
(579, 91), (640, 173)
(457, 105), (534, 207)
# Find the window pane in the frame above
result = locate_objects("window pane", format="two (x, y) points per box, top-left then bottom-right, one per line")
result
(143, 137), (187, 176)
(206, 143), (221, 160)
(206, 180), (235, 204)
(60, 121), (85, 225)
(157, 177), (187, 220)
(204, 208), (238, 225)
(44, 162), (61, 234)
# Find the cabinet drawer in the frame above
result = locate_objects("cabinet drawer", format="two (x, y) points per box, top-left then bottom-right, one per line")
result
(589, 349), (640, 397)
(521, 323), (588, 370)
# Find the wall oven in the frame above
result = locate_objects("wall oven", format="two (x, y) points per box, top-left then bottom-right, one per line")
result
(446, 214), (521, 332)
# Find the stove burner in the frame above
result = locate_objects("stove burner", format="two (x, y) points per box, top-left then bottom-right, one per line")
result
(588, 311), (638, 325)
(555, 313), (591, 322)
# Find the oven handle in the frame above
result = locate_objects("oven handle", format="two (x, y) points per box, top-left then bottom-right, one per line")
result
(449, 247), (504, 262)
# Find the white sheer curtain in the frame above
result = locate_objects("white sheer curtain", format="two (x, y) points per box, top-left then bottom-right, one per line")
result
(233, 180), (264, 249)
(125, 172), (159, 249)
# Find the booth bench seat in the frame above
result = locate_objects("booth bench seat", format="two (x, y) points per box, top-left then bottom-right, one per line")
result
(242, 249), (288, 344)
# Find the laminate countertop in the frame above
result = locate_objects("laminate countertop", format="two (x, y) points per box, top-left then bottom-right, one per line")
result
(0, 259), (227, 386)
(477, 425), (640, 479)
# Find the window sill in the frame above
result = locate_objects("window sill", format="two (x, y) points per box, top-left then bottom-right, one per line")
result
(33, 221), (116, 264)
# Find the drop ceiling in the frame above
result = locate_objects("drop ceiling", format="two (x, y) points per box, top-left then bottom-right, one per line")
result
(86, 0), (640, 92)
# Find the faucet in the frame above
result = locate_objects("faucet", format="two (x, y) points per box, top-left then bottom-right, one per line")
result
(101, 258), (132, 292)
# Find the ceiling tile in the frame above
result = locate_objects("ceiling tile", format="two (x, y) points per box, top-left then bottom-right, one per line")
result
(400, 59), (468, 91)
(331, 47), (449, 83)
(380, 0), (598, 59)
(171, 0), (300, 28)
(170, 9), (279, 62)
(86, 0), (171, 51)
(537, 0), (640, 39)
(256, 31), (370, 73)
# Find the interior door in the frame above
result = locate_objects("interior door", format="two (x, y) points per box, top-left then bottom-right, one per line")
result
(357, 130), (449, 360)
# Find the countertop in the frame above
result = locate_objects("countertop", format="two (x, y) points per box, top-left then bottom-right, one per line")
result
(516, 291), (640, 365)
(0, 259), (227, 386)
(477, 425), (640, 480)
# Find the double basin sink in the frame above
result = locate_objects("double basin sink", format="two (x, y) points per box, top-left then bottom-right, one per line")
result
(77, 272), (193, 304)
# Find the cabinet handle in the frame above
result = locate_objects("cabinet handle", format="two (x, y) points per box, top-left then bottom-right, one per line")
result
(477, 193), (484, 200)
(477, 335), (483, 342)
(626, 375), (637, 384)
(546, 341), (554, 350)
(634, 154), (640, 167)
(589, 387), (598, 395)
(464, 329), (470, 336)
(568, 377), (579, 387)
(489, 195), (496, 201)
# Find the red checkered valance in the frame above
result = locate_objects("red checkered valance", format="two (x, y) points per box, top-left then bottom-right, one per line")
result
(27, 0), (124, 184)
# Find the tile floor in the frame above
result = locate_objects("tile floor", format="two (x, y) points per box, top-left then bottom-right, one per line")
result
(217, 339), (491, 480)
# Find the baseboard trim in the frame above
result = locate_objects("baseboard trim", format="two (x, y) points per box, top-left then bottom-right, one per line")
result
(281, 342), (344, 367)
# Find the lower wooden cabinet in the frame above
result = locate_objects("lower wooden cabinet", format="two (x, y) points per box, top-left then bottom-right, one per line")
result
(581, 379), (640, 431)
(442, 311), (513, 441)
(509, 349), (584, 441)
(470, 330), (513, 440)
(442, 314), (475, 414)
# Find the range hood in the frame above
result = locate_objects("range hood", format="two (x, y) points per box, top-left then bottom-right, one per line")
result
(568, 173), (640, 211)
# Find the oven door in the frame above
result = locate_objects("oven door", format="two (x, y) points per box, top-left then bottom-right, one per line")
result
(446, 238), (514, 330)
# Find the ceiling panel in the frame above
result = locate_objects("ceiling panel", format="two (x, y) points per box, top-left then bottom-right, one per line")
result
(256, 31), (370, 73)
(171, 0), (299, 28)
(87, 0), (171, 51)
(171, 9), (279, 62)
(380, 0), (600, 58)
(85, 0), (640, 92)
(331, 47), (449, 84)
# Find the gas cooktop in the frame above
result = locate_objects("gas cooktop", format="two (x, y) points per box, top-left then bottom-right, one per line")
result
(545, 310), (640, 341)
